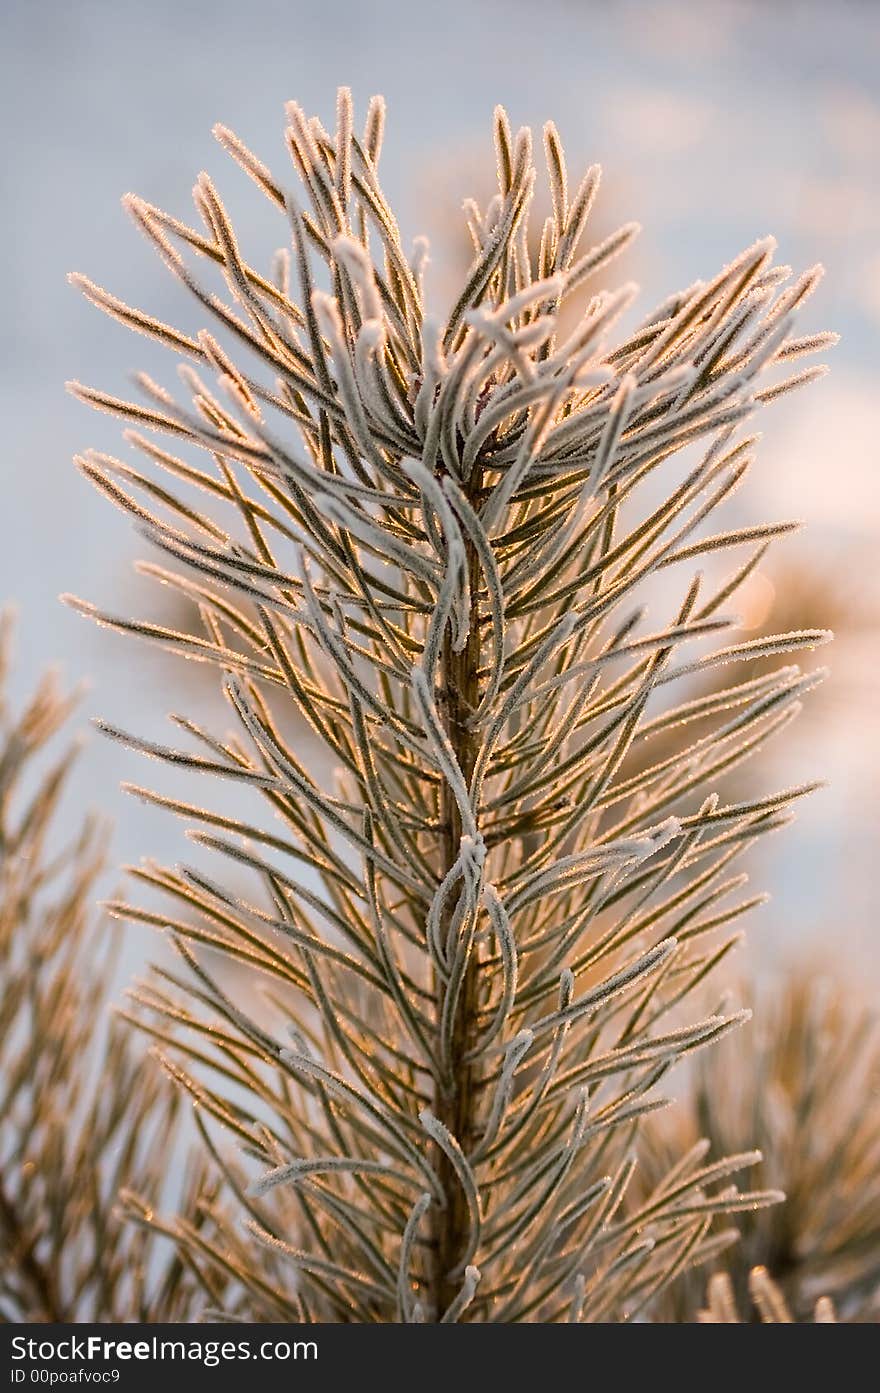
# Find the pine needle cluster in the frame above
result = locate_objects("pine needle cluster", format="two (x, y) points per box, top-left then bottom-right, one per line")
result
(698, 1267), (837, 1323)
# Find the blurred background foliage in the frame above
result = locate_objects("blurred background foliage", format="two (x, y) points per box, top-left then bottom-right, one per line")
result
(640, 968), (880, 1321)
(0, 617), (243, 1321)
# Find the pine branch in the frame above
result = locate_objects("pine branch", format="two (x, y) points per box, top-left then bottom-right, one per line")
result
(67, 90), (833, 1322)
(0, 613), (216, 1322)
(643, 970), (880, 1322)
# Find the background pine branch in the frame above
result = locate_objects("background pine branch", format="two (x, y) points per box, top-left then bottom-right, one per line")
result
(0, 614), (219, 1322)
(641, 969), (880, 1322)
